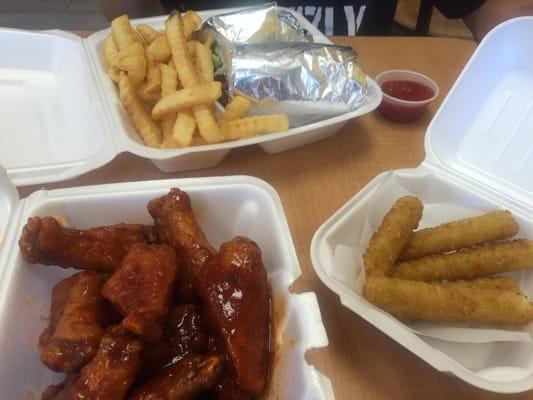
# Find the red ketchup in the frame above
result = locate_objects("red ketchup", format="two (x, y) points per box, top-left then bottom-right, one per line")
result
(378, 80), (435, 122)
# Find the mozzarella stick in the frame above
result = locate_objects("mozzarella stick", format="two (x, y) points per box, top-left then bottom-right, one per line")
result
(440, 276), (519, 292)
(363, 196), (423, 276)
(363, 276), (533, 325)
(392, 239), (533, 281)
(398, 210), (518, 261)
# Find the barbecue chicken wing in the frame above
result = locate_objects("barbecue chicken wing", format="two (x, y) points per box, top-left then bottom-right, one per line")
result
(43, 326), (143, 400)
(19, 217), (156, 273)
(39, 271), (108, 372)
(196, 237), (272, 395)
(137, 304), (209, 383)
(102, 243), (178, 341)
(147, 189), (215, 300)
(130, 354), (222, 400)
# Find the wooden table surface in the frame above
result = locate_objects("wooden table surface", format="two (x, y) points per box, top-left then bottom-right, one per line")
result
(18, 36), (530, 399)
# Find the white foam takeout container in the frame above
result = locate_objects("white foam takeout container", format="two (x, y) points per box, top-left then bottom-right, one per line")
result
(311, 17), (533, 393)
(0, 7), (381, 187)
(0, 172), (332, 399)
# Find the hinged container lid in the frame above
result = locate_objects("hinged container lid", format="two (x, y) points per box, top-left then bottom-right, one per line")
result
(0, 29), (117, 186)
(424, 17), (533, 214)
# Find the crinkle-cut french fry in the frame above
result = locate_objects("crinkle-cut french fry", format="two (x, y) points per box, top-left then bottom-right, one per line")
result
(128, 70), (146, 89)
(118, 72), (161, 148)
(398, 210), (519, 261)
(159, 63), (179, 148)
(172, 109), (196, 147)
(117, 53), (145, 71)
(160, 64), (178, 96)
(115, 41), (144, 68)
(191, 134), (207, 147)
(363, 196), (423, 277)
(132, 29), (144, 45)
(111, 15), (137, 51)
(219, 114), (289, 140)
(151, 81), (221, 120)
(167, 57), (175, 70)
(143, 53), (161, 94)
(193, 105), (222, 144)
(165, 13), (198, 88)
(187, 41), (197, 65)
(392, 239), (533, 282)
(147, 34), (171, 63)
(183, 10), (202, 39)
(161, 113), (178, 148)
(194, 41), (214, 82)
(441, 277), (519, 292)
(221, 96), (252, 121)
(363, 276), (533, 325)
(136, 24), (158, 44)
(115, 42), (146, 88)
(137, 82), (160, 105)
(104, 34), (119, 65)
(104, 34), (120, 82)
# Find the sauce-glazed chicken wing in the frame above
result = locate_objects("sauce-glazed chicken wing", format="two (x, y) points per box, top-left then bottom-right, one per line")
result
(40, 271), (108, 373)
(102, 243), (178, 341)
(130, 354), (222, 400)
(43, 326), (143, 400)
(196, 237), (272, 395)
(138, 304), (209, 383)
(19, 217), (157, 273)
(147, 189), (215, 301)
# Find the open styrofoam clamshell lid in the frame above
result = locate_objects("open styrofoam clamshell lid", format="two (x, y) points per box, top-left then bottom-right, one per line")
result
(0, 29), (117, 187)
(0, 7), (381, 187)
(0, 174), (333, 399)
(311, 17), (533, 394)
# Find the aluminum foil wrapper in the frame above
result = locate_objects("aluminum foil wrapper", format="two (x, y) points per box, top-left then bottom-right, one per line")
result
(198, 3), (310, 45)
(227, 42), (369, 127)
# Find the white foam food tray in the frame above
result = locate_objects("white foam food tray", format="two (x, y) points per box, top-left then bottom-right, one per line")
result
(0, 172), (332, 399)
(311, 17), (533, 393)
(0, 7), (381, 187)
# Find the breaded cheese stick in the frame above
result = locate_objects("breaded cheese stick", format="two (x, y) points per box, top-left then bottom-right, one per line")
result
(440, 276), (519, 292)
(363, 196), (423, 276)
(398, 210), (518, 261)
(363, 276), (533, 325)
(392, 239), (533, 281)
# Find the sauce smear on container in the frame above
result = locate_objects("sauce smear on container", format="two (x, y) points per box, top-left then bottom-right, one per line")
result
(381, 80), (434, 101)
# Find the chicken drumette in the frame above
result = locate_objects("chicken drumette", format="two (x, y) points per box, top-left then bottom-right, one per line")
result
(147, 189), (215, 301)
(39, 271), (108, 373)
(130, 354), (222, 400)
(42, 326), (143, 400)
(19, 217), (157, 273)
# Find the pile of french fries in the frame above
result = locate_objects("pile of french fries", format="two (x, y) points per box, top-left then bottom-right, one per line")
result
(103, 12), (289, 149)
(362, 196), (533, 325)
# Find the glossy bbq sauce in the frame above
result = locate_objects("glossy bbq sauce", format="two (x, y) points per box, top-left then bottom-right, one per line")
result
(381, 80), (434, 101)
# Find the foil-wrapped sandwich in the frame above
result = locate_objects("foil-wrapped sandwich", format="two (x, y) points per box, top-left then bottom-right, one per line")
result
(199, 2), (309, 45)
(227, 42), (368, 126)
(198, 3), (370, 127)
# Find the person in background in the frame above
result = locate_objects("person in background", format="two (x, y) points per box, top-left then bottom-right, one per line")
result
(99, 0), (533, 40)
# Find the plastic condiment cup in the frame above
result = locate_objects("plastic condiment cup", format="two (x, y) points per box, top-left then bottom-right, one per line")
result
(375, 69), (439, 122)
